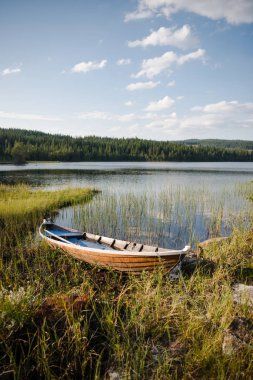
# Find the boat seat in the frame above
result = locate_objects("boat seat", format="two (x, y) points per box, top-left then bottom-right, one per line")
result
(68, 237), (114, 250)
(131, 243), (144, 252)
(100, 236), (115, 246)
(125, 242), (141, 251)
(114, 240), (130, 250)
(51, 229), (83, 238)
(142, 245), (158, 252)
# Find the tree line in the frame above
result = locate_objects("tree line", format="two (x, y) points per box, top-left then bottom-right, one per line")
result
(0, 128), (252, 163)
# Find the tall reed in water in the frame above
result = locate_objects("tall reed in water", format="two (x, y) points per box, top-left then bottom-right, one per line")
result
(57, 183), (253, 249)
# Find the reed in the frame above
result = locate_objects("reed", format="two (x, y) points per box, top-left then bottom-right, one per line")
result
(57, 183), (252, 250)
(0, 184), (96, 248)
(0, 183), (252, 379)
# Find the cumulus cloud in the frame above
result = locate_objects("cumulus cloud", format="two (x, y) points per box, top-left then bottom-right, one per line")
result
(179, 100), (253, 130)
(0, 111), (62, 121)
(117, 58), (131, 65)
(168, 80), (176, 87)
(145, 96), (175, 111)
(108, 126), (121, 132)
(128, 25), (198, 49)
(191, 100), (253, 113)
(134, 48), (205, 78)
(1, 67), (21, 76)
(126, 80), (160, 91)
(125, 8), (154, 22)
(177, 49), (205, 64)
(71, 59), (107, 73)
(125, 101), (134, 106)
(144, 99), (253, 134)
(78, 111), (135, 123)
(77, 99), (253, 137)
(125, 0), (253, 25)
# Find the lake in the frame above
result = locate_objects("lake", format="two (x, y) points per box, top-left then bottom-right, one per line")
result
(0, 162), (252, 248)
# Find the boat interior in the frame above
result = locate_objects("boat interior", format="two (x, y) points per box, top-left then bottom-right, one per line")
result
(43, 223), (169, 253)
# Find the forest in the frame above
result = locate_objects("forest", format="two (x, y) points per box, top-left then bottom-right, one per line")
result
(0, 128), (252, 162)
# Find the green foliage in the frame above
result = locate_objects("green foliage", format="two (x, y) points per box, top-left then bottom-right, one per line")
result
(11, 141), (26, 164)
(0, 128), (252, 162)
(178, 139), (253, 150)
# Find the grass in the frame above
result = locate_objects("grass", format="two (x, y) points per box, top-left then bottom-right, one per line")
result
(0, 184), (95, 219)
(58, 182), (252, 250)
(0, 183), (252, 379)
(0, 184), (96, 247)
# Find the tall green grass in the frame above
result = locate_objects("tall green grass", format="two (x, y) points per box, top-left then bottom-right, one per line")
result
(0, 183), (252, 379)
(57, 183), (253, 249)
(0, 184), (95, 219)
(0, 184), (96, 247)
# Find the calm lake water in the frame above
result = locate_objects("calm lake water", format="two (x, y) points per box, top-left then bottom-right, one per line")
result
(1, 162), (252, 248)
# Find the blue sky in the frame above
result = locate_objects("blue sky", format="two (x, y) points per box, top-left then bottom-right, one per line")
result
(0, 0), (253, 140)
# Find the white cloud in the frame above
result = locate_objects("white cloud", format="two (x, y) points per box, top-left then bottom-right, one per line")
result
(191, 100), (253, 113)
(143, 99), (253, 133)
(145, 112), (179, 132)
(108, 126), (121, 132)
(125, 0), (253, 25)
(75, 99), (253, 138)
(125, 101), (134, 106)
(78, 111), (135, 123)
(117, 58), (131, 65)
(177, 49), (205, 64)
(125, 8), (153, 22)
(168, 80), (176, 87)
(145, 96), (175, 111)
(71, 59), (107, 73)
(0, 111), (62, 121)
(128, 25), (198, 49)
(126, 80), (160, 91)
(1, 67), (21, 76)
(182, 100), (253, 130)
(128, 123), (139, 131)
(134, 49), (205, 78)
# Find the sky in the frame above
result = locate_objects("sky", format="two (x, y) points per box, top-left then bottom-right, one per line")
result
(0, 0), (253, 140)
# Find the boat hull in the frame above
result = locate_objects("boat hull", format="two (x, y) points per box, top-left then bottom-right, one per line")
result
(40, 223), (190, 273)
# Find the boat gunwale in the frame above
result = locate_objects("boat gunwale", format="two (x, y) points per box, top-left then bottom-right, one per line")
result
(39, 222), (190, 258)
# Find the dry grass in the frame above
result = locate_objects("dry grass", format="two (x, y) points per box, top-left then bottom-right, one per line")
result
(0, 184), (252, 379)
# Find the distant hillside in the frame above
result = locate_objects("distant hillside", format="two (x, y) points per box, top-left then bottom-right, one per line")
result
(177, 139), (253, 150)
(0, 128), (252, 162)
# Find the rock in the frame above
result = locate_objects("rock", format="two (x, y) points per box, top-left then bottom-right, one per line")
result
(35, 293), (90, 324)
(169, 338), (186, 360)
(107, 369), (125, 380)
(222, 333), (240, 355)
(180, 252), (198, 276)
(234, 284), (253, 306)
(169, 264), (182, 280)
(222, 317), (253, 355)
(198, 237), (228, 255)
(198, 236), (228, 249)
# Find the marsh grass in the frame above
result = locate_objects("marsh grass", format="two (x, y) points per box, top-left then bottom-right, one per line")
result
(0, 184), (253, 379)
(0, 184), (95, 247)
(57, 183), (253, 249)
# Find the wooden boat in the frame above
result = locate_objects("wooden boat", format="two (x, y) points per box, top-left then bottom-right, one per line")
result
(39, 220), (190, 273)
